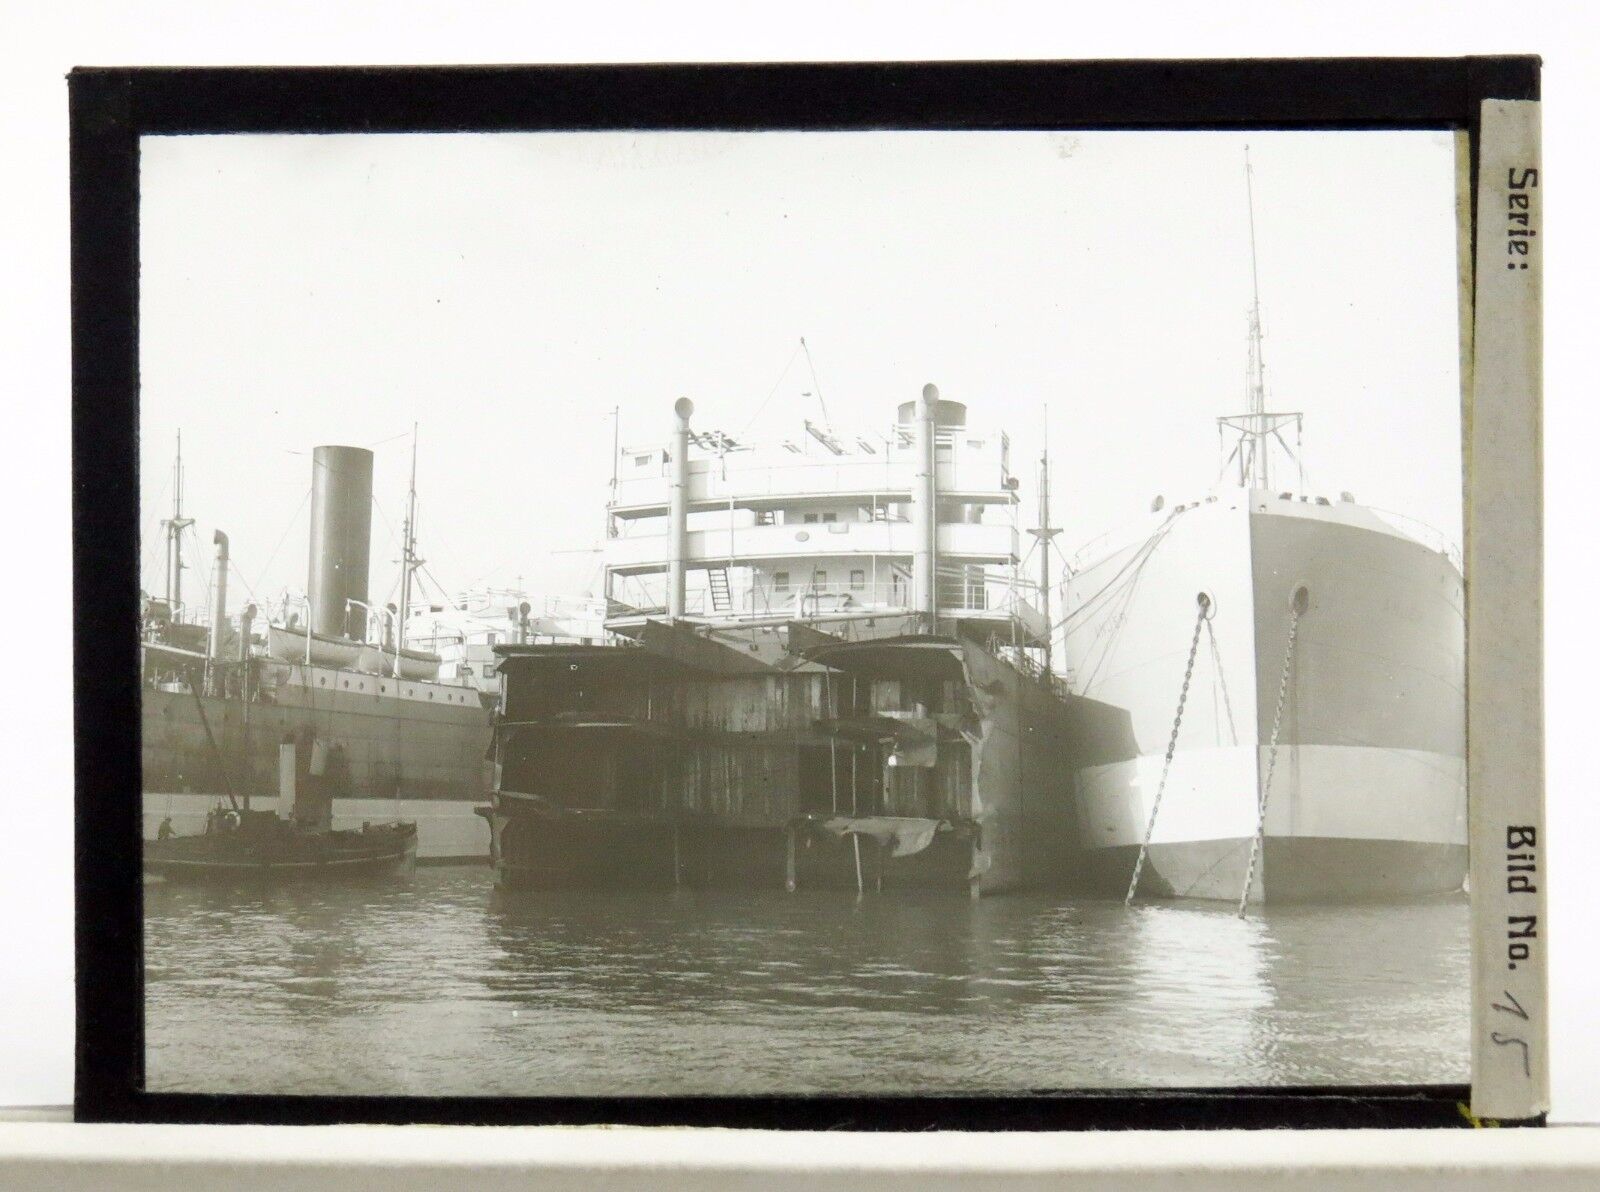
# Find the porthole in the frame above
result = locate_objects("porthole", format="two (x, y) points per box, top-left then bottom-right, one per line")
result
(343, 680), (350, 689)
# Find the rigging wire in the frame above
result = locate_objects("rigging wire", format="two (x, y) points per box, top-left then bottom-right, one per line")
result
(250, 486), (313, 599)
(370, 494), (404, 572)
(181, 522), (214, 624)
(799, 336), (830, 428)
(1054, 514), (1177, 637)
(227, 559), (263, 613)
(1074, 547), (1155, 695)
(140, 471), (174, 590)
(737, 339), (805, 438)
(1057, 518), (1180, 696)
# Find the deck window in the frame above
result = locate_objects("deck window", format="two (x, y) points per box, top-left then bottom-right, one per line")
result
(850, 570), (865, 591)
(773, 571), (790, 593)
(813, 570), (828, 588)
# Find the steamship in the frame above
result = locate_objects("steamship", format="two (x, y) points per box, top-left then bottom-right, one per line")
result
(481, 387), (1136, 894)
(1059, 160), (1467, 905)
(140, 440), (549, 861)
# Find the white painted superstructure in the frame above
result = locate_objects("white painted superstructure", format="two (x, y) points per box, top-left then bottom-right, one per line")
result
(602, 397), (1048, 644)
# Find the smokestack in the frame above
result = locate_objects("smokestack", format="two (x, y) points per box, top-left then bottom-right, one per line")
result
(912, 383), (939, 626)
(308, 446), (374, 641)
(209, 530), (230, 662)
(668, 397), (694, 620)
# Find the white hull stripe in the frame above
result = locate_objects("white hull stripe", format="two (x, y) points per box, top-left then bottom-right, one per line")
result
(1077, 743), (1465, 849)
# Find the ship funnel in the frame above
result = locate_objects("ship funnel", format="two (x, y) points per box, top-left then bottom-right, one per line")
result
(668, 397), (694, 620)
(209, 530), (230, 663)
(911, 383), (939, 626)
(308, 445), (374, 641)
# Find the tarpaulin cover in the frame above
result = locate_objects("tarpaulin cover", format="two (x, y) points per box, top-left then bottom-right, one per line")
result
(819, 816), (947, 858)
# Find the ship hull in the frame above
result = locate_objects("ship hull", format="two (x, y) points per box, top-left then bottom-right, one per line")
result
(1088, 837), (1465, 902)
(1064, 494), (1466, 904)
(141, 660), (494, 860)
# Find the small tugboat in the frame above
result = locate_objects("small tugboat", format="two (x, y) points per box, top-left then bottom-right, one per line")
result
(145, 808), (418, 881)
(144, 686), (417, 882)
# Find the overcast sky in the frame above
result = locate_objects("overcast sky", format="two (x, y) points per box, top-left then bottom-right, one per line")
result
(139, 128), (1462, 617)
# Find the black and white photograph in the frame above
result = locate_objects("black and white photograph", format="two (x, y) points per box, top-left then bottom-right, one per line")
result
(129, 118), (1481, 1101)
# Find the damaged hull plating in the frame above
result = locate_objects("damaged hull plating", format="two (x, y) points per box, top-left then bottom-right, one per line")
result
(482, 626), (1135, 895)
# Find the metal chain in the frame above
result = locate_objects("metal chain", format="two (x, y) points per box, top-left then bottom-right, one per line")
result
(1125, 594), (1210, 906)
(1237, 598), (1303, 917)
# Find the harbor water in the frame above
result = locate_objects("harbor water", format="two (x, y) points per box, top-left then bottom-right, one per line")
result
(143, 866), (1468, 1096)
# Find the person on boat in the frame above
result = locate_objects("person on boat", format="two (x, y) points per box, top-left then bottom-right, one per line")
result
(157, 816), (174, 841)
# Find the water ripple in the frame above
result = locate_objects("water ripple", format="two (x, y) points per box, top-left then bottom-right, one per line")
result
(143, 867), (1469, 1096)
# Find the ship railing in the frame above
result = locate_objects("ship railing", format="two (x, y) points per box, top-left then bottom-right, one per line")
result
(611, 443), (1017, 513)
(1365, 506), (1464, 571)
(141, 649), (263, 701)
(616, 578), (1028, 623)
(985, 639), (1074, 699)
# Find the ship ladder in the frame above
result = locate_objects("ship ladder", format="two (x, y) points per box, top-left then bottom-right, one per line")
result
(1124, 592), (1211, 905)
(1237, 586), (1308, 917)
(707, 567), (733, 614)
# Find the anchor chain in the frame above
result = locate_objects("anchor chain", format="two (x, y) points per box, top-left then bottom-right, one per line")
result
(1125, 592), (1211, 905)
(1237, 587), (1307, 917)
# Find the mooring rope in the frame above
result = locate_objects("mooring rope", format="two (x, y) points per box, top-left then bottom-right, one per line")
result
(1124, 592), (1211, 906)
(1237, 587), (1307, 917)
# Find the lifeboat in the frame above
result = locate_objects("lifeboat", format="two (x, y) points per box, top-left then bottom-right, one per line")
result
(266, 623), (365, 669)
(356, 644), (443, 682)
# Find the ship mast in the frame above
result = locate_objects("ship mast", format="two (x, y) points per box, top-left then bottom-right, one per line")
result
(1244, 147), (1269, 489)
(1029, 407), (1061, 675)
(161, 430), (195, 618)
(1217, 146), (1303, 493)
(396, 423), (423, 652)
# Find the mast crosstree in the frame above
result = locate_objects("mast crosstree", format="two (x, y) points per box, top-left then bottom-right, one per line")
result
(161, 431), (196, 615)
(396, 423), (424, 651)
(1217, 147), (1304, 492)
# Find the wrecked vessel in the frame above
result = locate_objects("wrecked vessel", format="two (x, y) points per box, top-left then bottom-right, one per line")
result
(483, 386), (1134, 895)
